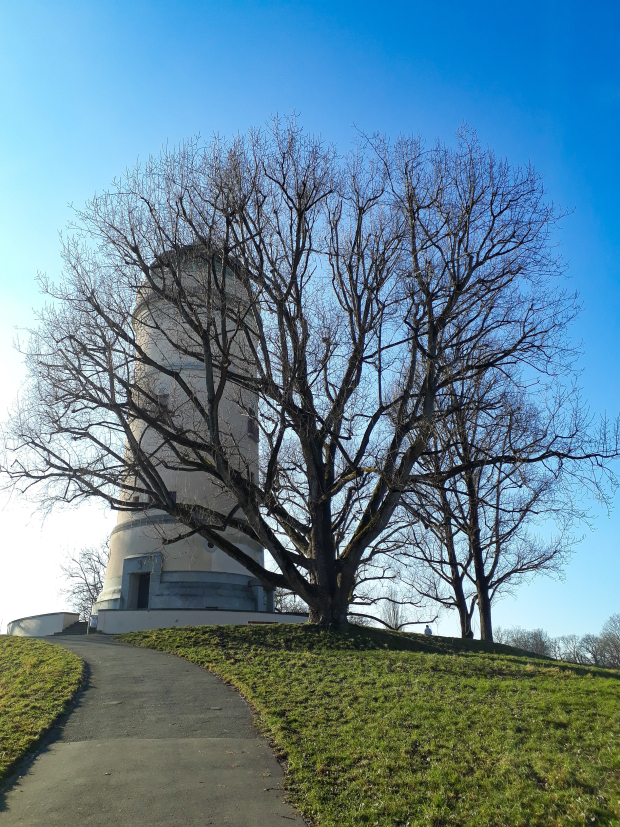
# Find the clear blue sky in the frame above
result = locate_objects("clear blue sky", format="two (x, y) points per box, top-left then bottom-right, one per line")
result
(0, 0), (618, 635)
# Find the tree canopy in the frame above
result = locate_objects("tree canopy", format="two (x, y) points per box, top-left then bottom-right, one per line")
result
(4, 120), (617, 628)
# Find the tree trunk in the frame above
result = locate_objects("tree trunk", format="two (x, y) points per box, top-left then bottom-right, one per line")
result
(465, 471), (494, 642)
(307, 591), (350, 626)
(450, 552), (474, 638)
(458, 596), (474, 638)
(476, 586), (493, 642)
(440, 491), (474, 638)
(303, 446), (354, 626)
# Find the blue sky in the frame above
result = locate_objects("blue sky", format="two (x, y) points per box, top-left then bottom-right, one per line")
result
(0, 0), (618, 635)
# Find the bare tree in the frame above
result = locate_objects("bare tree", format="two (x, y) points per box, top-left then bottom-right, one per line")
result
(496, 617), (620, 668)
(399, 463), (478, 638)
(273, 587), (308, 614)
(551, 634), (584, 663)
(60, 542), (110, 620)
(3, 120), (617, 625)
(600, 613), (620, 668)
(399, 373), (585, 640)
(378, 585), (408, 631)
(577, 634), (609, 667)
(495, 626), (554, 656)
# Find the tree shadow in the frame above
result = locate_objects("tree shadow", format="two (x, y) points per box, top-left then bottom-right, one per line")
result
(137, 622), (620, 682)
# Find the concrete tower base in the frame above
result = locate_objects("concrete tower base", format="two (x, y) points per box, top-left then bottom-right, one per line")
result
(95, 550), (276, 614)
(95, 608), (308, 634)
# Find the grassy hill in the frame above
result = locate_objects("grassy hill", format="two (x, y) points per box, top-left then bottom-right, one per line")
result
(122, 624), (620, 827)
(0, 637), (83, 782)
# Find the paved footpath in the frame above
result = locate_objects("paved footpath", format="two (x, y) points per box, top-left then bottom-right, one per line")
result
(0, 635), (304, 826)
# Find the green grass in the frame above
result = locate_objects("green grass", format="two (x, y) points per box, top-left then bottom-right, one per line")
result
(0, 636), (83, 782)
(121, 624), (620, 827)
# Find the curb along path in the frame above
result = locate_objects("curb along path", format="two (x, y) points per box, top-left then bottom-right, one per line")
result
(0, 635), (304, 826)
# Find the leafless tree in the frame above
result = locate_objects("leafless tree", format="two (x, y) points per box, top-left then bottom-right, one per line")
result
(496, 617), (620, 668)
(398, 371), (587, 641)
(60, 542), (110, 620)
(378, 585), (408, 631)
(495, 626), (554, 656)
(576, 634), (609, 667)
(549, 634), (581, 662)
(3, 120), (617, 625)
(600, 613), (620, 668)
(273, 587), (308, 614)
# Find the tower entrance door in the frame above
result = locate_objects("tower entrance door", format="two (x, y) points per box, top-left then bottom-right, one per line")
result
(137, 573), (150, 609)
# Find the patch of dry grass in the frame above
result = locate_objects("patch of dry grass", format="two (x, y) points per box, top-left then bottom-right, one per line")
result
(0, 636), (83, 781)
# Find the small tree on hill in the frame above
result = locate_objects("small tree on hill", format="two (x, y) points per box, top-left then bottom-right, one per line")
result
(601, 614), (620, 668)
(274, 587), (308, 614)
(60, 542), (110, 620)
(496, 616), (620, 667)
(399, 373), (584, 641)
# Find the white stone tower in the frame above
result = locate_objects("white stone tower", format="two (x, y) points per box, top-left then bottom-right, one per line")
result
(94, 247), (273, 618)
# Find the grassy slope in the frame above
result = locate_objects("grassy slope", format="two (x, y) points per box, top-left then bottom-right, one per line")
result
(122, 625), (620, 827)
(0, 636), (83, 782)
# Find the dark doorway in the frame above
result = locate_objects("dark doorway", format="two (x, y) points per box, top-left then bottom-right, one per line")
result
(137, 573), (150, 609)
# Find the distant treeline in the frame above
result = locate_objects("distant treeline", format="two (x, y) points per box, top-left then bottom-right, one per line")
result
(496, 614), (620, 668)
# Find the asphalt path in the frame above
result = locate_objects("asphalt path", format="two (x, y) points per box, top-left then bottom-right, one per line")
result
(0, 635), (304, 826)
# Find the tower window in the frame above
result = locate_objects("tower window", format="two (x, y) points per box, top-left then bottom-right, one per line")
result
(247, 409), (259, 441)
(154, 393), (171, 424)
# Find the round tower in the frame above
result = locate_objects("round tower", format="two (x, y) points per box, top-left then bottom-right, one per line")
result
(94, 247), (273, 618)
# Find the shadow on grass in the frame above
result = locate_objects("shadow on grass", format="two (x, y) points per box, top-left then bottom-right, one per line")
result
(126, 622), (620, 681)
